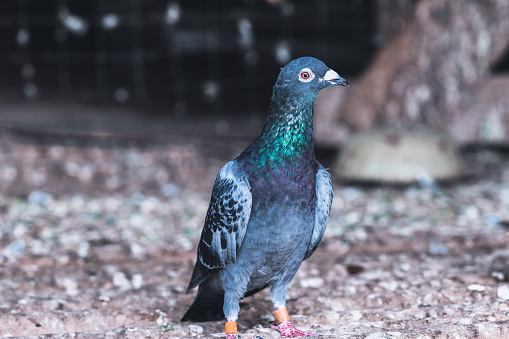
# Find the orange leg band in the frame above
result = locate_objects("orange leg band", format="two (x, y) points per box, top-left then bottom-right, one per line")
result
(225, 321), (238, 334)
(272, 307), (290, 324)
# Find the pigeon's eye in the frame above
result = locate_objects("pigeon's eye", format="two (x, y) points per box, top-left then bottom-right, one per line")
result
(298, 68), (315, 82)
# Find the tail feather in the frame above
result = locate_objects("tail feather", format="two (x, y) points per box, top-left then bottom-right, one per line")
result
(186, 262), (211, 293)
(181, 282), (224, 322)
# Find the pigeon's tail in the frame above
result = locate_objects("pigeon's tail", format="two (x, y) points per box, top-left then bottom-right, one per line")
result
(181, 282), (224, 322)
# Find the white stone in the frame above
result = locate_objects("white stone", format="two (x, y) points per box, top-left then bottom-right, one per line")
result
(188, 324), (204, 334)
(468, 284), (486, 292)
(497, 285), (509, 300)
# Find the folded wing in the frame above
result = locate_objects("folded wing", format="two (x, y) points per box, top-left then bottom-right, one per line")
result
(305, 163), (333, 260)
(198, 161), (252, 270)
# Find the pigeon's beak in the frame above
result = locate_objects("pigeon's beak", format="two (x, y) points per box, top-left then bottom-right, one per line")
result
(322, 69), (349, 87)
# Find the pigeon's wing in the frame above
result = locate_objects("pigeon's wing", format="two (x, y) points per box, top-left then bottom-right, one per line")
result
(197, 161), (252, 270)
(304, 163), (333, 260)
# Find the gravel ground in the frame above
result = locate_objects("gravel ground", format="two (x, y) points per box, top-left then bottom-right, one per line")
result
(1, 131), (509, 338)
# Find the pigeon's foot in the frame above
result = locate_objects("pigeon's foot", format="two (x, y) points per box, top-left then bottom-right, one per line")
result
(271, 308), (318, 338)
(270, 320), (318, 338)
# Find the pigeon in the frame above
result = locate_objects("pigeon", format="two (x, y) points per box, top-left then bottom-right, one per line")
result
(181, 57), (348, 338)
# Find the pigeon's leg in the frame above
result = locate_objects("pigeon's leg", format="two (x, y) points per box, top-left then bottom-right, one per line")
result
(224, 294), (241, 339)
(269, 285), (318, 338)
(223, 291), (265, 339)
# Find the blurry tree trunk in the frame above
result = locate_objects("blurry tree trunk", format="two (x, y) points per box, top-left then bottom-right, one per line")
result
(449, 75), (509, 143)
(375, 0), (417, 45)
(341, 0), (509, 143)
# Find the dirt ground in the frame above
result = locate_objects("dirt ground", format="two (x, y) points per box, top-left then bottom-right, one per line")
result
(1, 126), (509, 338)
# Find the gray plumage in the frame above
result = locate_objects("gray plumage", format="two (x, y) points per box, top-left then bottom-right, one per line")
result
(182, 57), (348, 324)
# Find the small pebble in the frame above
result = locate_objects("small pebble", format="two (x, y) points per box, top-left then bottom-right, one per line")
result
(131, 273), (143, 289)
(492, 271), (505, 281)
(156, 311), (168, 326)
(350, 310), (363, 321)
(6, 240), (25, 257)
(485, 215), (500, 227)
(467, 284), (486, 292)
(27, 191), (52, 206)
(98, 295), (110, 302)
(112, 271), (131, 290)
(160, 183), (180, 198)
(342, 187), (362, 201)
(497, 285), (509, 300)
(299, 277), (324, 288)
(428, 238), (448, 255)
(188, 324), (204, 334)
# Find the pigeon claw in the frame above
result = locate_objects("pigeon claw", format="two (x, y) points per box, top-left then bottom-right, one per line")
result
(270, 320), (319, 338)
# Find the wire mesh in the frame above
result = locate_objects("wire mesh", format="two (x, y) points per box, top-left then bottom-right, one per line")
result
(0, 0), (375, 139)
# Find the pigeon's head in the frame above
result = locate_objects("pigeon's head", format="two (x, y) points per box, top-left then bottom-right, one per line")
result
(274, 57), (349, 97)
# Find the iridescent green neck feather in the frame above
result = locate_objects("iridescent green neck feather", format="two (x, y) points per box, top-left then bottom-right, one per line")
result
(242, 87), (318, 170)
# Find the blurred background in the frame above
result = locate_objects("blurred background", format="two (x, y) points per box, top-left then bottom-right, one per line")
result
(0, 0), (374, 145)
(0, 0), (380, 197)
(1, 0), (509, 198)
(2, 1), (509, 337)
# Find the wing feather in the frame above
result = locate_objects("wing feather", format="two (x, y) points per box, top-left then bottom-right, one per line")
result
(198, 161), (252, 269)
(305, 162), (333, 260)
